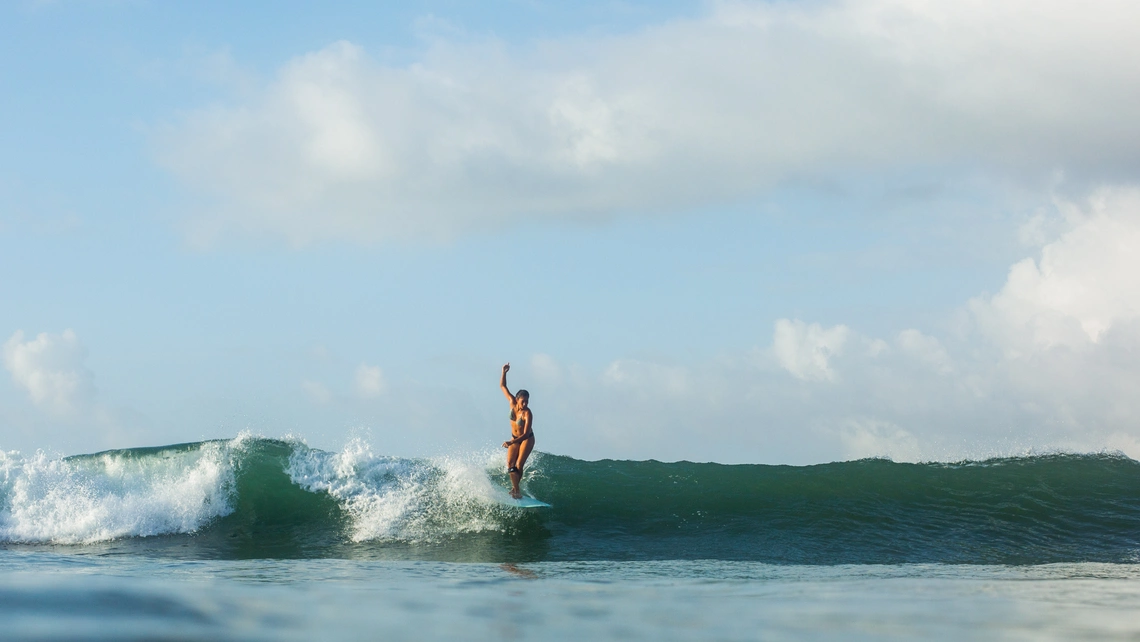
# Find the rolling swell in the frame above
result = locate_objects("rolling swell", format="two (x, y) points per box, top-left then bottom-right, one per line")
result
(530, 454), (1140, 564)
(2, 437), (1139, 564)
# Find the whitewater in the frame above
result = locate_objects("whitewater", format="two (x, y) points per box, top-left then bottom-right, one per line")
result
(3, 435), (1140, 639)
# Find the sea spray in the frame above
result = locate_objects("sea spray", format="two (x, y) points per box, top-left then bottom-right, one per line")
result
(0, 440), (236, 544)
(286, 439), (532, 542)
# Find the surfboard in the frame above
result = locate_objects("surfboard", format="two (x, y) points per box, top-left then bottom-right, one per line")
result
(497, 496), (552, 509)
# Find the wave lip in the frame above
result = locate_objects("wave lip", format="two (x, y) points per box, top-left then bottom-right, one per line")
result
(0, 437), (535, 549)
(0, 440), (238, 544)
(286, 439), (529, 542)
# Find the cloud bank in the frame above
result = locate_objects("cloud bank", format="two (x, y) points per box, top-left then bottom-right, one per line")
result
(156, 0), (1140, 244)
(524, 187), (1140, 463)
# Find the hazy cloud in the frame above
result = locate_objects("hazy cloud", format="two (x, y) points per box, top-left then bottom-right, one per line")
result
(302, 380), (333, 405)
(155, 0), (1140, 245)
(837, 419), (921, 462)
(354, 363), (387, 398)
(530, 353), (563, 384)
(896, 329), (953, 375)
(601, 358), (689, 395)
(3, 330), (95, 415)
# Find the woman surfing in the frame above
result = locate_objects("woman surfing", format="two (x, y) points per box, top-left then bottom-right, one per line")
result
(500, 363), (534, 499)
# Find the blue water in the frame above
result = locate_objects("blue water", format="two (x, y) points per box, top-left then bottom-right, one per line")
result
(3, 438), (1140, 639)
(3, 554), (1140, 640)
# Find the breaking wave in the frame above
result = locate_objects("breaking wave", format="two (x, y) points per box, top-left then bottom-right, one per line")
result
(2, 437), (1139, 564)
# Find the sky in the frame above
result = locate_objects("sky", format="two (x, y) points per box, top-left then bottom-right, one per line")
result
(2, 0), (1140, 464)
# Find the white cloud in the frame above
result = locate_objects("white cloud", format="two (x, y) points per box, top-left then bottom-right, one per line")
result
(971, 187), (1140, 354)
(3, 330), (95, 415)
(354, 363), (387, 398)
(155, 1), (1140, 244)
(773, 319), (849, 382)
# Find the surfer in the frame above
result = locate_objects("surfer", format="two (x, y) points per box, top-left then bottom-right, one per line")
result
(500, 363), (534, 499)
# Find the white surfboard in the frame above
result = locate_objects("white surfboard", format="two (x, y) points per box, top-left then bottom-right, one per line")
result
(497, 495), (552, 509)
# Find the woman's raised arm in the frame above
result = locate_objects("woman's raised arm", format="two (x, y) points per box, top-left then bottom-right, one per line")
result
(500, 363), (515, 403)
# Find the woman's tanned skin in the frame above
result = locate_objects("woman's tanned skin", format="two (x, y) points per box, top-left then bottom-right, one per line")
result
(500, 363), (534, 499)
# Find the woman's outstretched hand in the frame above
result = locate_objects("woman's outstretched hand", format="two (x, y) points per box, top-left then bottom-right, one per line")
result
(502, 363), (510, 373)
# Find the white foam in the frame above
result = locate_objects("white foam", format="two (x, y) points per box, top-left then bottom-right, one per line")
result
(0, 441), (237, 544)
(286, 439), (517, 542)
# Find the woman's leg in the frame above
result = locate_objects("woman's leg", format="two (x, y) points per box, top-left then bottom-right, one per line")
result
(506, 443), (520, 471)
(516, 437), (534, 472)
(509, 437), (534, 498)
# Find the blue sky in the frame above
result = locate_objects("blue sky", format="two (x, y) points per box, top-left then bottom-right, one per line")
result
(3, 0), (1140, 464)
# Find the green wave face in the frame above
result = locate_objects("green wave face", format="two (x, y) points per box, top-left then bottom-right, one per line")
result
(3, 438), (1139, 564)
(527, 454), (1140, 564)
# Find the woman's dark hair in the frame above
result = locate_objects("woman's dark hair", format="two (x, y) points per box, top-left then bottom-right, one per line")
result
(510, 390), (530, 421)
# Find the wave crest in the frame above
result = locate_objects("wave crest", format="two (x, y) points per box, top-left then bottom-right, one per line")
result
(0, 440), (237, 544)
(4, 438), (1138, 564)
(286, 439), (528, 542)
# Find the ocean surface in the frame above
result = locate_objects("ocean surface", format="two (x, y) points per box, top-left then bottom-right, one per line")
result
(2, 436), (1140, 639)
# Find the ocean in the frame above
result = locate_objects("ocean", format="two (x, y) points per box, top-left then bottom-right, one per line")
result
(2, 436), (1139, 639)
